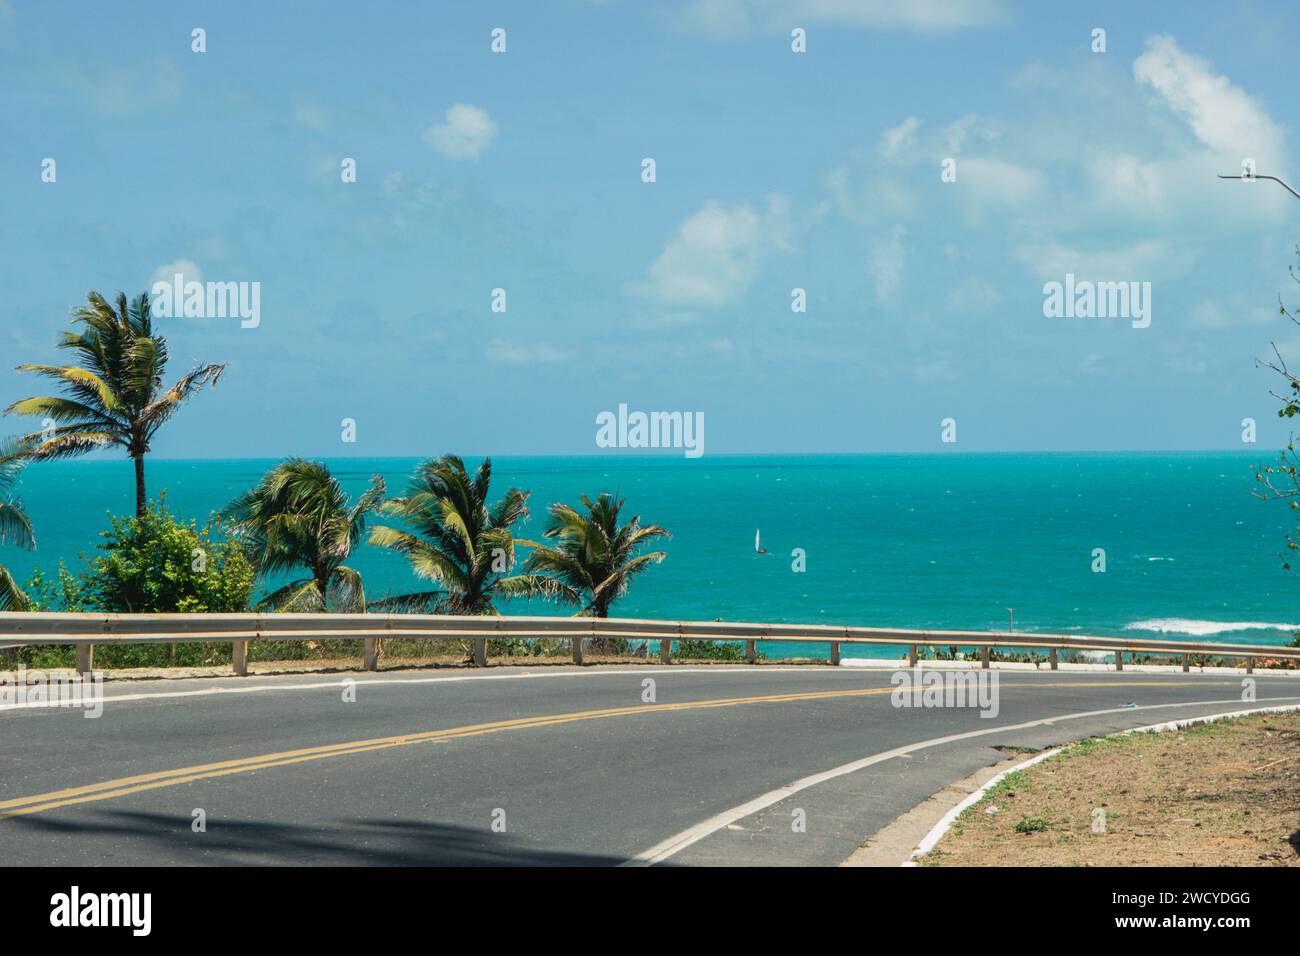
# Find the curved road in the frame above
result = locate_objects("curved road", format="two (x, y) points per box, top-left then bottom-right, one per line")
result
(2, 664), (1297, 866)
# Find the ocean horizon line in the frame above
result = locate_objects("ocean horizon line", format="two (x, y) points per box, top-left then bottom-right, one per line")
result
(15, 447), (1276, 466)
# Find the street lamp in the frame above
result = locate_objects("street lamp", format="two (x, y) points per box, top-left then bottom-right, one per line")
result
(1218, 172), (1300, 200)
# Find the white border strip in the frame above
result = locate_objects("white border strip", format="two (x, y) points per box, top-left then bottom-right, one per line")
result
(906, 747), (1064, 864)
(903, 702), (1300, 866)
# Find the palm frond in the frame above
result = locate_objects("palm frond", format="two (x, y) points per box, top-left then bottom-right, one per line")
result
(328, 566), (366, 612)
(254, 578), (323, 612)
(11, 364), (122, 412)
(368, 591), (444, 614)
(0, 564), (31, 611)
(493, 573), (582, 606)
(141, 363), (226, 437)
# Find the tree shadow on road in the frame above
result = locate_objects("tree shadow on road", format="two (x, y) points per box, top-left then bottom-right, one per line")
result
(6, 809), (648, 866)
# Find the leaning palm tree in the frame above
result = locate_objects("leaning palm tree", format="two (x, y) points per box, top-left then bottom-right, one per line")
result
(222, 459), (385, 611)
(5, 291), (225, 518)
(524, 493), (669, 620)
(0, 440), (36, 611)
(368, 455), (556, 614)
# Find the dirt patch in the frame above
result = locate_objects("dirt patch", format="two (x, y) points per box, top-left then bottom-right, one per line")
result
(923, 713), (1300, 867)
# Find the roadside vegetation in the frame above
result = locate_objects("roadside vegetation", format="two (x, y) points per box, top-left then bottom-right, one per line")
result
(368, 455), (558, 615)
(5, 291), (224, 518)
(0, 439), (35, 611)
(0, 290), (675, 670)
(222, 459), (384, 612)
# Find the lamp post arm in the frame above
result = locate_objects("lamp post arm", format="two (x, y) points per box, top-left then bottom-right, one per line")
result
(1218, 173), (1300, 201)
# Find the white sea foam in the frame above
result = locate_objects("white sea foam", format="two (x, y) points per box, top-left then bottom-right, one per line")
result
(1128, 618), (1300, 637)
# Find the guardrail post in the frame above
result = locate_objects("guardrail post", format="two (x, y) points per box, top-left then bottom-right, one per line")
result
(745, 639), (756, 664)
(1182, 653), (1190, 673)
(661, 626), (676, 665)
(980, 645), (990, 670)
(363, 638), (378, 671)
(232, 640), (249, 676)
(908, 644), (918, 668)
(571, 633), (584, 665)
(75, 642), (94, 676)
(830, 641), (840, 666)
(1114, 651), (1123, 672)
(473, 637), (488, 667)
(1049, 648), (1058, 671)
(1246, 657), (1255, 675)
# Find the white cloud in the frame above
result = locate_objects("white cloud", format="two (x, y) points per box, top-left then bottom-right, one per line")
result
(1013, 239), (1179, 283)
(881, 117), (921, 158)
(942, 113), (1000, 153)
(424, 104), (499, 160)
(827, 34), (1289, 297)
(1191, 298), (1276, 330)
(826, 165), (915, 223)
(151, 259), (203, 288)
(1134, 35), (1283, 161)
(869, 226), (907, 303)
(1073, 36), (1291, 227)
(954, 157), (1045, 212)
(634, 196), (792, 307)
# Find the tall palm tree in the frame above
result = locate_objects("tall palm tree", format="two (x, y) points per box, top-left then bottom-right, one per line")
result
(222, 459), (385, 611)
(524, 492), (669, 618)
(0, 440), (36, 611)
(5, 291), (225, 518)
(369, 455), (556, 614)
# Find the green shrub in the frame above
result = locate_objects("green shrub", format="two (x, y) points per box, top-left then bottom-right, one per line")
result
(1014, 817), (1050, 834)
(78, 499), (254, 614)
(13, 500), (255, 669)
(675, 639), (758, 661)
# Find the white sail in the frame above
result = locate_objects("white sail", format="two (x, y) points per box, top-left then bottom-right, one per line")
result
(755, 529), (761, 552)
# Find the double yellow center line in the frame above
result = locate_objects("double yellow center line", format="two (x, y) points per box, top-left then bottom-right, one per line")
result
(0, 680), (1218, 820)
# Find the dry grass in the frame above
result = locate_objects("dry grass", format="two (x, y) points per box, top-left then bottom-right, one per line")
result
(924, 712), (1300, 867)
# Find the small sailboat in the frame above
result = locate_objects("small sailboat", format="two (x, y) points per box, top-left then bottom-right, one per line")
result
(754, 529), (767, 555)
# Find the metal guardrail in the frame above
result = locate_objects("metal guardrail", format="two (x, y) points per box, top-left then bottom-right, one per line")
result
(2, 612), (1299, 676)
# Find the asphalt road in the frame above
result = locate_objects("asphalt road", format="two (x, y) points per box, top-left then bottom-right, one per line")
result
(2, 664), (1297, 866)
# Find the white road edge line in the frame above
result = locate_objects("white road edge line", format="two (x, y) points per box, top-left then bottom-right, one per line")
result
(619, 695), (1300, 867)
(0, 665), (876, 713)
(901, 702), (1300, 866)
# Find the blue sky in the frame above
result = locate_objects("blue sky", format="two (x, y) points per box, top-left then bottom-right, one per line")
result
(2, 0), (1299, 457)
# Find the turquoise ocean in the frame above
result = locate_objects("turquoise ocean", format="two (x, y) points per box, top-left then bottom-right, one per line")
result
(4, 452), (1298, 660)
